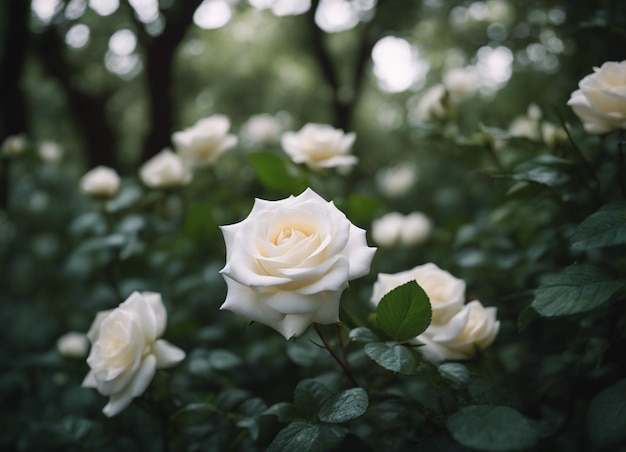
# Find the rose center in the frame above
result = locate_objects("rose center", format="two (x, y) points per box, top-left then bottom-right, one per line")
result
(275, 227), (308, 245)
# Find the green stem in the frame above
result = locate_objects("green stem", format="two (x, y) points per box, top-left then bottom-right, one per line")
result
(314, 323), (358, 387)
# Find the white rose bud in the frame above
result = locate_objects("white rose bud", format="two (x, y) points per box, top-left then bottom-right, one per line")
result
(38, 141), (63, 163)
(139, 149), (192, 189)
(377, 163), (417, 198)
(567, 60), (626, 134)
(79, 166), (121, 198)
(56, 332), (89, 359)
(281, 123), (357, 171)
(172, 114), (238, 168)
(82, 291), (186, 417)
(400, 212), (432, 246)
(220, 188), (376, 339)
(417, 300), (500, 362)
(371, 263), (465, 325)
(2, 134), (27, 157)
(371, 212), (404, 247)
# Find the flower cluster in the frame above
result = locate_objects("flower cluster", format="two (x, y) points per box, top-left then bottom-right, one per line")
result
(371, 212), (432, 247)
(371, 263), (500, 362)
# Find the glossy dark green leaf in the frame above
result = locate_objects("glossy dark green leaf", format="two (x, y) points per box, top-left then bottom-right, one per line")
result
(267, 422), (346, 452)
(364, 342), (418, 375)
(376, 280), (432, 341)
(318, 388), (368, 424)
(438, 363), (469, 387)
(348, 327), (379, 343)
(588, 378), (626, 449)
(293, 379), (332, 419)
(447, 405), (538, 451)
(571, 200), (626, 250)
(531, 264), (624, 316)
(170, 403), (219, 425)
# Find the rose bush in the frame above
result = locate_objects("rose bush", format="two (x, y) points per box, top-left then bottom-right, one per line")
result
(79, 166), (121, 197)
(219, 188), (376, 339)
(82, 291), (186, 417)
(139, 149), (193, 189)
(172, 114), (238, 167)
(567, 60), (626, 134)
(281, 123), (357, 171)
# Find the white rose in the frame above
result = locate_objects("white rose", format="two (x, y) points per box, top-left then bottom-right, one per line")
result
(400, 212), (432, 246)
(541, 122), (568, 147)
(417, 300), (500, 362)
(82, 291), (186, 417)
(172, 114), (238, 167)
(139, 149), (192, 189)
(38, 141), (63, 163)
(371, 213), (404, 247)
(1, 134), (27, 157)
(377, 163), (417, 198)
(412, 84), (448, 122)
(220, 188), (376, 339)
(371, 263), (465, 325)
(242, 113), (281, 145)
(567, 61), (626, 134)
(79, 166), (121, 197)
(443, 66), (478, 104)
(56, 332), (89, 359)
(281, 123), (357, 171)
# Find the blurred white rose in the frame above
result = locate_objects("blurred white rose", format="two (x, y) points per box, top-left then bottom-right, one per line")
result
(220, 188), (376, 339)
(241, 113), (281, 145)
(541, 122), (568, 147)
(2, 134), (27, 157)
(82, 291), (185, 417)
(418, 300), (500, 362)
(172, 114), (238, 167)
(443, 66), (478, 104)
(568, 60), (626, 134)
(56, 332), (89, 359)
(139, 149), (192, 189)
(412, 84), (448, 122)
(281, 123), (357, 171)
(371, 212), (404, 247)
(372, 212), (432, 247)
(371, 263), (465, 324)
(400, 212), (432, 246)
(377, 163), (417, 198)
(38, 141), (63, 163)
(79, 166), (121, 197)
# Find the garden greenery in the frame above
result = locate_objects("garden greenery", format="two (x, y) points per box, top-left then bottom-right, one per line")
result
(1, 1), (626, 451)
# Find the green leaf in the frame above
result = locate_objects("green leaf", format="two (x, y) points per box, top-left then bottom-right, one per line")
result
(517, 305), (540, 331)
(531, 264), (624, 316)
(364, 342), (418, 375)
(376, 280), (432, 341)
(447, 405), (538, 451)
(571, 201), (626, 250)
(293, 379), (332, 419)
(207, 349), (242, 370)
(73, 234), (126, 254)
(262, 402), (298, 423)
(249, 152), (306, 193)
(438, 363), (469, 388)
(318, 388), (369, 424)
(170, 403), (219, 425)
(183, 202), (217, 243)
(511, 155), (572, 188)
(346, 194), (383, 225)
(267, 422), (346, 452)
(588, 378), (626, 449)
(348, 327), (379, 343)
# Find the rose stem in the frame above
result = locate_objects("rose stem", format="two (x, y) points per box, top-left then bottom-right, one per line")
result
(557, 110), (600, 193)
(314, 323), (359, 387)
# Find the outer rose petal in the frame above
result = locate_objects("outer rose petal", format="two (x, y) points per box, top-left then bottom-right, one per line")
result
(153, 340), (186, 368)
(102, 355), (156, 417)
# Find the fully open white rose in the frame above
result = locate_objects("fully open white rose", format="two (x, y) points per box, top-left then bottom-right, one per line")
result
(281, 123), (357, 171)
(82, 291), (186, 417)
(139, 149), (192, 189)
(79, 166), (121, 197)
(567, 61), (626, 134)
(172, 114), (238, 167)
(418, 300), (500, 362)
(220, 188), (376, 339)
(371, 263), (465, 325)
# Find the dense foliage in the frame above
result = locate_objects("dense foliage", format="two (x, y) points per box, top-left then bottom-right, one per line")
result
(1, 0), (625, 450)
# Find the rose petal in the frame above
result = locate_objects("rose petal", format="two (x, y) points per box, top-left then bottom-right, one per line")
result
(153, 339), (186, 368)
